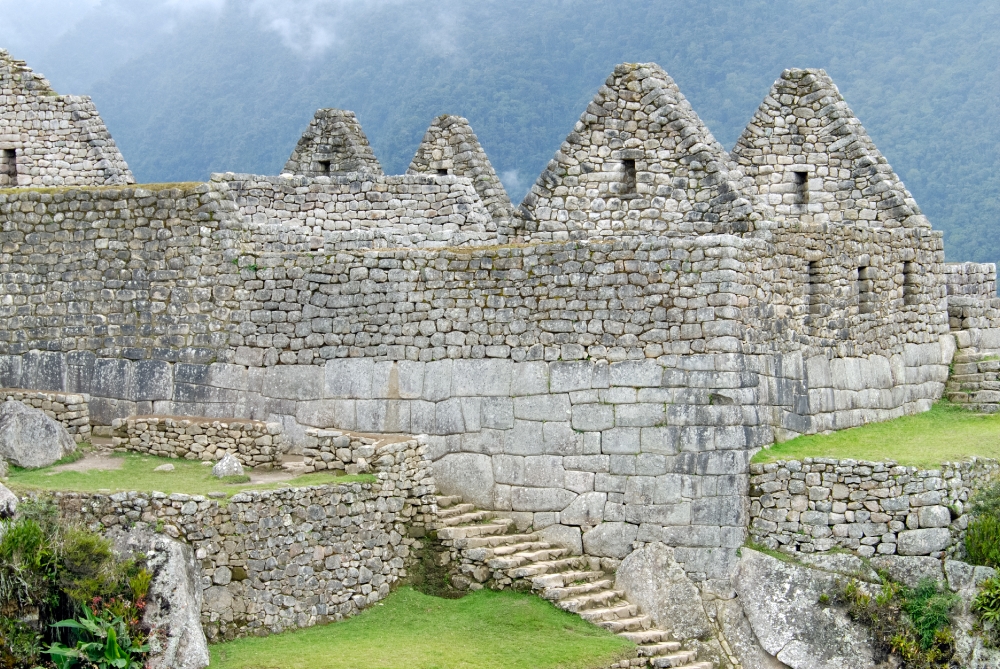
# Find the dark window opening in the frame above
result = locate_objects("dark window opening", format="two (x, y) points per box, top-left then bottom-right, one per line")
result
(1, 149), (16, 185)
(858, 265), (875, 315)
(903, 261), (920, 304)
(621, 158), (636, 195)
(317, 160), (331, 175)
(807, 261), (822, 316)
(791, 169), (809, 204)
(437, 168), (449, 175)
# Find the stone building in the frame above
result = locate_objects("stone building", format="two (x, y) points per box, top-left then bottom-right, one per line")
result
(0, 49), (133, 188)
(1, 53), (998, 586)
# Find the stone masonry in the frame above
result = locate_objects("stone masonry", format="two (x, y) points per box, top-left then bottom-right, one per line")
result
(749, 457), (1000, 558)
(111, 415), (284, 468)
(0, 49), (133, 188)
(0, 388), (90, 442)
(2, 50), (1000, 587)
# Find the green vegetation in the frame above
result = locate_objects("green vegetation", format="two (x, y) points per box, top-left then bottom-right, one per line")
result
(965, 480), (1000, 568)
(973, 576), (1000, 647)
(209, 586), (633, 669)
(839, 577), (957, 667)
(6, 452), (374, 498)
(0, 500), (151, 669)
(0, 182), (203, 196)
(754, 402), (1000, 467)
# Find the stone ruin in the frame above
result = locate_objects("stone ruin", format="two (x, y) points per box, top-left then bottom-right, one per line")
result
(2, 52), (1000, 668)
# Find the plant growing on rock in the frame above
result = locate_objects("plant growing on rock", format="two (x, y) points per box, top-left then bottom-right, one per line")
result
(839, 576), (957, 668)
(965, 480), (1000, 568)
(973, 576), (1000, 647)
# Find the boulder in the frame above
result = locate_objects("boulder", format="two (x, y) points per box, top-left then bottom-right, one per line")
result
(734, 548), (875, 669)
(0, 399), (76, 468)
(582, 521), (637, 559)
(0, 482), (16, 518)
(869, 555), (944, 588)
(212, 453), (244, 478)
(111, 527), (209, 669)
(0, 456), (7, 478)
(615, 542), (712, 640)
(717, 598), (790, 669)
(153, 463), (175, 472)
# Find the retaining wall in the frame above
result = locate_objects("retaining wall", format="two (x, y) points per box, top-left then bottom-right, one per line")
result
(0, 388), (90, 441)
(56, 436), (435, 641)
(110, 415), (285, 468)
(748, 457), (999, 558)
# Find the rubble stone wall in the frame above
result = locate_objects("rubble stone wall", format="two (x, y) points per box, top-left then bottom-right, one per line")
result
(56, 437), (436, 641)
(0, 388), (90, 442)
(110, 415), (285, 468)
(943, 262), (997, 298)
(0, 49), (133, 188)
(218, 172), (496, 252)
(748, 457), (999, 558)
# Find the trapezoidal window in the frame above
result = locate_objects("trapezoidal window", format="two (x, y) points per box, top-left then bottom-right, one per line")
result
(437, 168), (449, 175)
(0, 149), (16, 186)
(621, 158), (636, 196)
(806, 260), (822, 320)
(791, 169), (809, 205)
(903, 261), (920, 305)
(858, 265), (875, 314)
(317, 160), (331, 175)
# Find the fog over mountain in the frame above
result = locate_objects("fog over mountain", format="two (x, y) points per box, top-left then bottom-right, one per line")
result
(2, 0), (998, 266)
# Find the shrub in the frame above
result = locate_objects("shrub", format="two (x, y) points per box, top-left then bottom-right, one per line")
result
(839, 576), (957, 668)
(47, 605), (148, 669)
(966, 480), (1000, 568)
(973, 576), (1000, 646)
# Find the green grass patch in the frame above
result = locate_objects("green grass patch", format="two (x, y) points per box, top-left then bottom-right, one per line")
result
(6, 452), (374, 498)
(209, 586), (633, 669)
(0, 181), (205, 196)
(754, 402), (1000, 467)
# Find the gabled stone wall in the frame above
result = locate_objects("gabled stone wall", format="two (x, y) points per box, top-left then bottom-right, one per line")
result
(283, 109), (382, 177)
(0, 49), (133, 188)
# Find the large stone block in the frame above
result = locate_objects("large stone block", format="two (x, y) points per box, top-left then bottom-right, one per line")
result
(264, 365), (323, 400)
(433, 452), (494, 509)
(513, 394), (571, 421)
(549, 361), (592, 393)
(452, 359), (512, 396)
(511, 361), (549, 396)
(523, 455), (565, 488)
(435, 398), (465, 435)
(897, 528), (952, 555)
(582, 521), (638, 558)
(421, 359), (454, 401)
(325, 359), (375, 398)
(371, 361), (424, 399)
(503, 420), (546, 456)
(511, 486), (576, 512)
(609, 360), (662, 387)
(0, 355), (22, 388)
(481, 397), (514, 429)
(21, 351), (66, 391)
(571, 403), (614, 431)
(560, 492), (606, 526)
(136, 360), (174, 400)
(93, 358), (134, 400)
(602, 427), (640, 454)
(493, 454), (525, 485)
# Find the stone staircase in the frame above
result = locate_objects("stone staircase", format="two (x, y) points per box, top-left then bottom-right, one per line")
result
(946, 349), (1000, 413)
(431, 495), (713, 669)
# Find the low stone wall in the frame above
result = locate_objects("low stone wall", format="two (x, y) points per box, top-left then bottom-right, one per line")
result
(943, 262), (997, 297)
(56, 436), (436, 641)
(0, 388), (91, 442)
(749, 457), (999, 558)
(301, 429), (388, 474)
(947, 351), (1000, 413)
(110, 415), (285, 469)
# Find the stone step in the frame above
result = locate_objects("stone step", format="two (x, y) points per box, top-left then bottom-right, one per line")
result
(554, 588), (623, 613)
(488, 547), (569, 570)
(619, 630), (671, 645)
(595, 614), (652, 633)
(435, 519), (513, 541)
(578, 602), (638, 623)
(462, 541), (552, 562)
(661, 663), (711, 669)
(508, 556), (588, 579)
(650, 651), (698, 668)
(436, 503), (476, 518)
(434, 510), (495, 527)
(449, 532), (541, 549)
(541, 579), (616, 601)
(435, 495), (463, 508)
(636, 641), (683, 656)
(531, 569), (606, 589)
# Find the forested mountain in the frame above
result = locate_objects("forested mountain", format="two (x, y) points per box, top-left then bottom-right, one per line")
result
(14, 0), (1000, 267)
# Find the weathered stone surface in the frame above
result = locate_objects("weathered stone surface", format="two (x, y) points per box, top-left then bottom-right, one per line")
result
(717, 598), (790, 669)
(734, 549), (875, 669)
(615, 542), (712, 639)
(869, 555), (944, 587)
(111, 528), (208, 669)
(896, 528), (951, 556)
(0, 482), (16, 518)
(0, 399), (76, 468)
(433, 453), (494, 509)
(212, 453), (245, 478)
(582, 521), (637, 558)
(0, 457), (7, 479)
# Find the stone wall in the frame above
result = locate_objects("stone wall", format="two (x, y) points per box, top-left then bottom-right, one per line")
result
(0, 49), (133, 188)
(0, 388), (90, 442)
(283, 109), (383, 177)
(946, 350), (1000, 413)
(219, 172), (496, 252)
(944, 262), (997, 297)
(56, 436), (436, 641)
(110, 415), (284, 468)
(748, 457), (999, 558)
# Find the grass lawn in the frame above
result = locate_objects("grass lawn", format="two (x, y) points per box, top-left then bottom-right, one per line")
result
(209, 586), (633, 669)
(755, 401), (1000, 467)
(6, 451), (373, 497)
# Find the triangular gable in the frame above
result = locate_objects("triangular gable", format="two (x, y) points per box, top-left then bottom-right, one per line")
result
(516, 62), (766, 241)
(283, 109), (383, 177)
(731, 68), (928, 228)
(407, 114), (513, 222)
